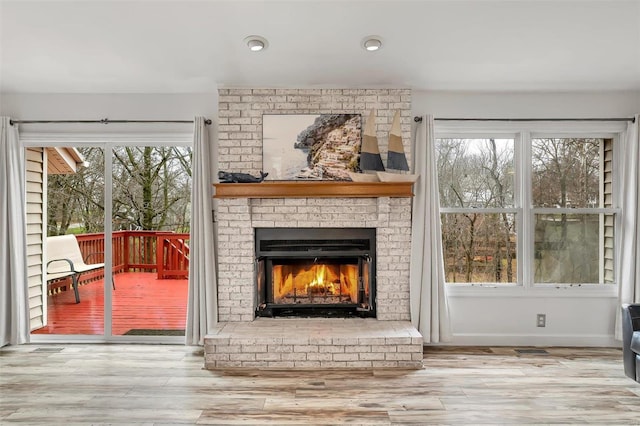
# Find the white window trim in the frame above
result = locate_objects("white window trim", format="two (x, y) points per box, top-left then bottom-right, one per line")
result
(435, 122), (624, 297)
(20, 132), (192, 147)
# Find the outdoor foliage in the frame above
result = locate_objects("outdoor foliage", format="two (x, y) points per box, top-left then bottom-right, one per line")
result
(112, 146), (192, 232)
(47, 146), (192, 236)
(436, 137), (607, 284)
(47, 147), (105, 236)
(437, 138), (613, 283)
(532, 138), (600, 208)
(531, 138), (605, 284)
(437, 138), (515, 283)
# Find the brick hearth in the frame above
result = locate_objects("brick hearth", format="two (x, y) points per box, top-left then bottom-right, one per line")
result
(205, 319), (423, 369)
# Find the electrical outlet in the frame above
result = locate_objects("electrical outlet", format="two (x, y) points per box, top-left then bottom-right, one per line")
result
(537, 314), (546, 327)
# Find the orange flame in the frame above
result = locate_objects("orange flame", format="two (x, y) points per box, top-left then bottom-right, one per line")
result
(307, 264), (336, 294)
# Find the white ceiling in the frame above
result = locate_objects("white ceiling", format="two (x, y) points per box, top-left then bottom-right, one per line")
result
(1, 0), (639, 94)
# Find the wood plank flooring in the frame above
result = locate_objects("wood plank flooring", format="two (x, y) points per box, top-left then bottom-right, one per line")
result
(1, 344), (639, 424)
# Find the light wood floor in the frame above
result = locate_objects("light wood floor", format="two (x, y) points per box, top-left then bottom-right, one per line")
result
(1, 344), (639, 425)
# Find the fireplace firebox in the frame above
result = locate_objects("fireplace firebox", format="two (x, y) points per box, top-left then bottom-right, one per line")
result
(255, 228), (376, 318)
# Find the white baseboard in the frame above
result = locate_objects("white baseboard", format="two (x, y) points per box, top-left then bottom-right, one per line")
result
(430, 333), (620, 348)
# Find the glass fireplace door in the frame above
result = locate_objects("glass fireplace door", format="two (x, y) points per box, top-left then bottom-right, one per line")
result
(269, 257), (361, 306)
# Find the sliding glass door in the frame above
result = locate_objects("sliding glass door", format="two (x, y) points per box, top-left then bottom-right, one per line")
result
(26, 136), (192, 342)
(26, 146), (105, 336)
(110, 146), (191, 337)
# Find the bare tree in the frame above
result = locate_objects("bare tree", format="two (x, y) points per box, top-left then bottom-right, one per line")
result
(111, 146), (191, 231)
(47, 146), (192, 241)
(437, 138), (515, 283)
(47, 173), (78, 235)
(47, 147), (104, 236)
(532, 138), (601, 283)
(481, 139), (514, 282)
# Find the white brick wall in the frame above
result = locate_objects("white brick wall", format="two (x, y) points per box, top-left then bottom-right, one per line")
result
(209, 88), (419, 369)
(217, 88), (412, 176)
(216, 196), (412, 322)
(215, 88), (414, 323)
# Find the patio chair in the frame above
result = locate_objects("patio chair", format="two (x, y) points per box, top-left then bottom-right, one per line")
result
(46, 234), (107, 303)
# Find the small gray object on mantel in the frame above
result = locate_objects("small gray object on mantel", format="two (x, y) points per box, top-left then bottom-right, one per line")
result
(218, 171), (268, 183)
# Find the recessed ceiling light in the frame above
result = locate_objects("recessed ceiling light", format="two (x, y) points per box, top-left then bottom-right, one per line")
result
(362, 36), (382, 52)
(244, 35), (268, 52)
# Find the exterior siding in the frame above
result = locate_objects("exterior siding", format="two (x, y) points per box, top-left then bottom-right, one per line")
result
(602, 138), (614, 283)
(26, 148), (45, 330)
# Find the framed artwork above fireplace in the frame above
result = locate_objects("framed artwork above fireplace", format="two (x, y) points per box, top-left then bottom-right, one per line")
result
(262, 113), (362, 181)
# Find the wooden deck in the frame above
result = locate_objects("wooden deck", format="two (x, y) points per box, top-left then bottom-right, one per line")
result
(32, 272), (188, 336)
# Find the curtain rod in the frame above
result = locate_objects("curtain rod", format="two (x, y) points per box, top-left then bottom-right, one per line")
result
(414, 116), (635, 123)
(9, 118), (212, 125)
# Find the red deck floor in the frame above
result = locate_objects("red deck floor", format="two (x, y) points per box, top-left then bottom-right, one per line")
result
(32, 272), (188, 336)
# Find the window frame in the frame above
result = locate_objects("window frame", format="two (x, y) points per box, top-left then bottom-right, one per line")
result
(435, 121), (623, 297)
(437, 132), (521, 287)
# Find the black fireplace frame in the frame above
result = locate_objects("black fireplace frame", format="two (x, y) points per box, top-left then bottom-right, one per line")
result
(255, 228), (376, 318)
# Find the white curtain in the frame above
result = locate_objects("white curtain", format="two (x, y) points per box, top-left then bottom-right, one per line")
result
(409, 115), (452, 343)
(616, 114), (640, 340)
(0, 117), (30, 347)
(186, 117), (218, 346)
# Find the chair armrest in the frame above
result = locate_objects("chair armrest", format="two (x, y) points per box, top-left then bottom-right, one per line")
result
(83, 252), (105, 263)
(622, 304), (640, 380)
(46, 258), (77, 273)
(627, 304), (640, 331)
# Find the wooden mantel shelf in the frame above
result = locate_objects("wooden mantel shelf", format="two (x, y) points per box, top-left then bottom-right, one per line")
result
(213, 181), (414, 199)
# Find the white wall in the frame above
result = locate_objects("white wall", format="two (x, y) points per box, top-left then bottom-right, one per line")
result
(1, 92), (219, 183)
(413, 90), (640, 347)
(4, 90), (639, 347)
(414, 90), (640, 119)
(0, 93), (218, 132)
(1, 93), (218, 117)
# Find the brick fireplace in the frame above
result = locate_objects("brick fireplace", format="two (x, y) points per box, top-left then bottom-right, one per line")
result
(214, 194), (412, 322)
(204, 89), (423, 369)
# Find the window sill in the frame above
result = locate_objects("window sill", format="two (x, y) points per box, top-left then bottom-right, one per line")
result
(445, 284), (618, 298)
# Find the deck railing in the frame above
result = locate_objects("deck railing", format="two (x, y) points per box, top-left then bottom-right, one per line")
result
(74, 230), (190, 279)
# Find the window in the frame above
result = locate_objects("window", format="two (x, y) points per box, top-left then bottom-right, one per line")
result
(531, 138), (615, 285)
(437, 137), (517, 284)
(436, 131), (618, 287)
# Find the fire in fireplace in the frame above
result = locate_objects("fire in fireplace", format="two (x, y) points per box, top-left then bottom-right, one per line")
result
(255, 228), (376, 317)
